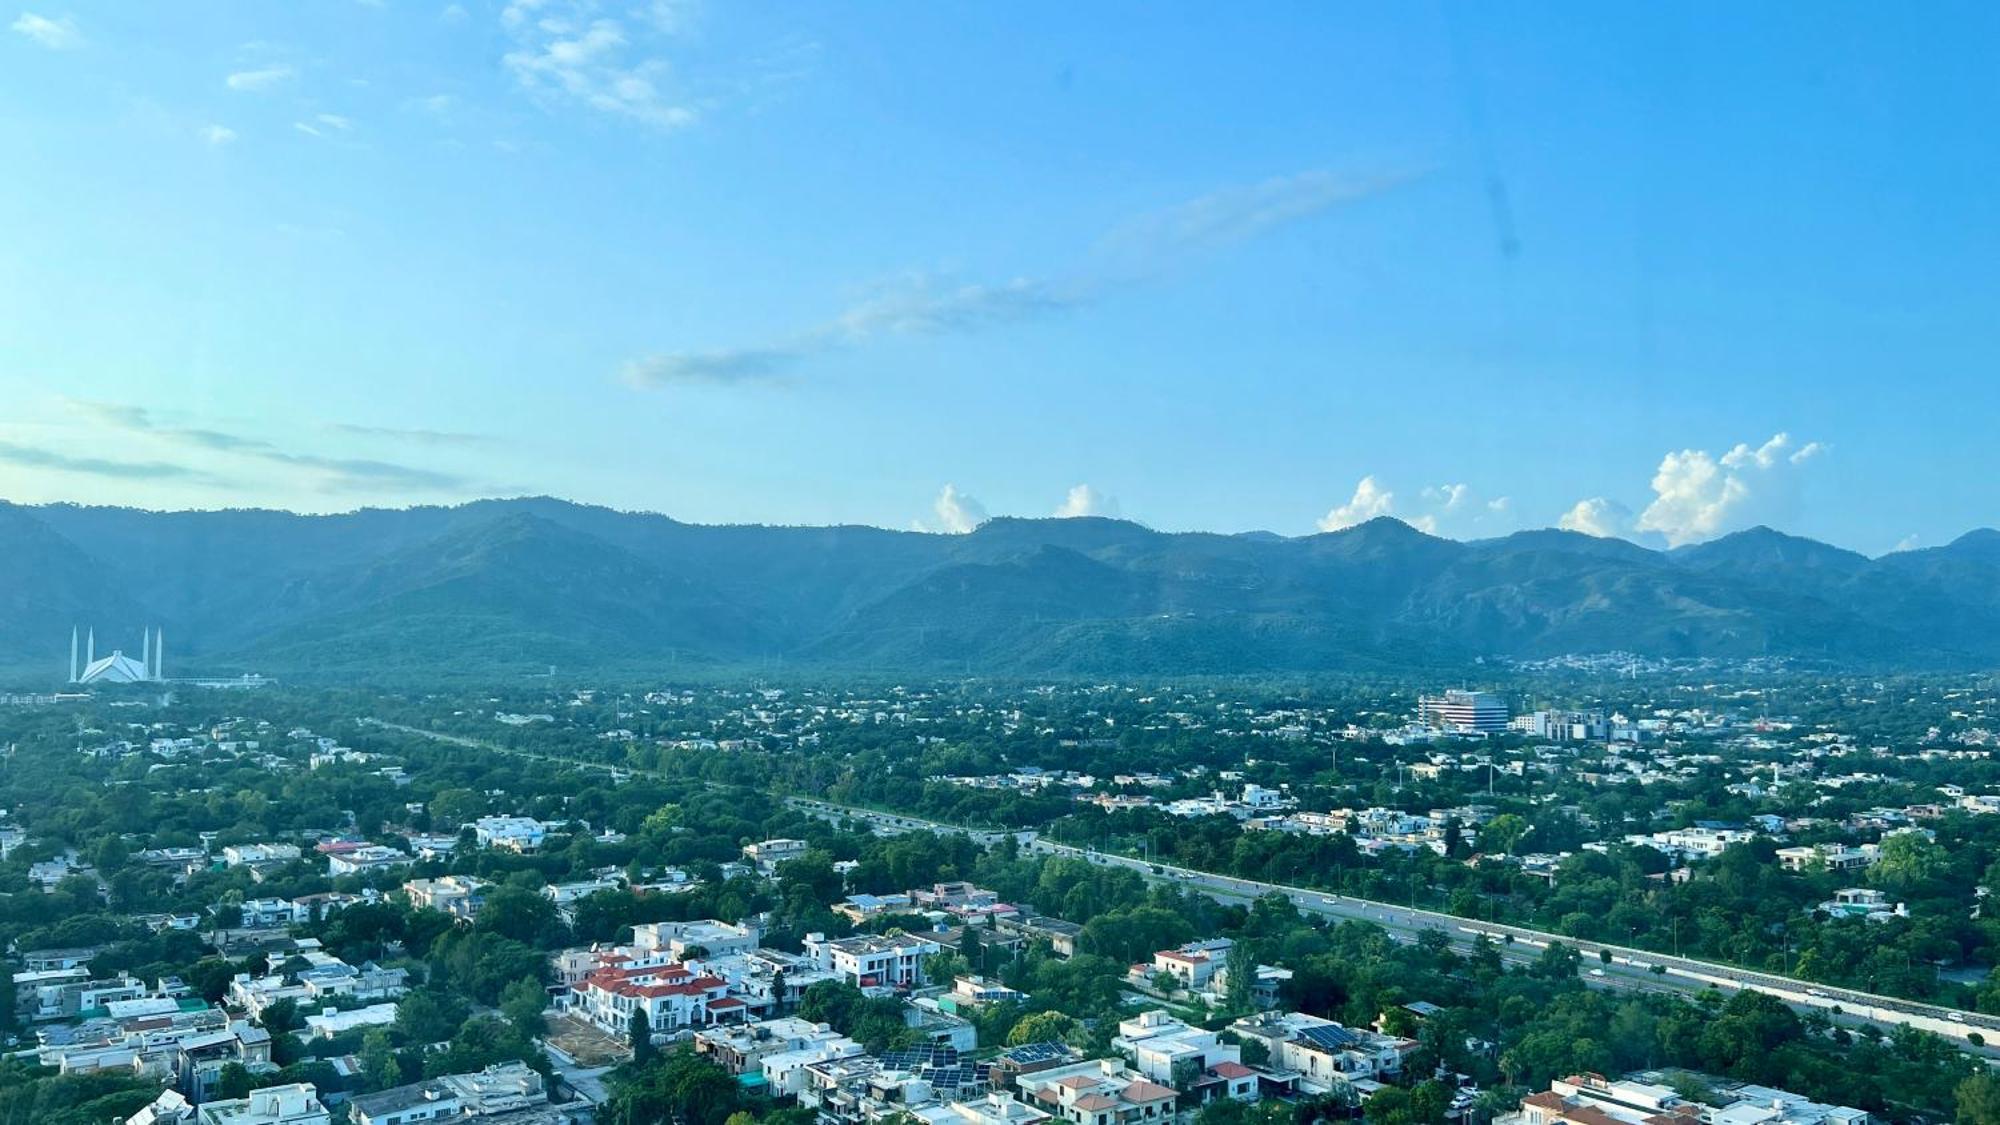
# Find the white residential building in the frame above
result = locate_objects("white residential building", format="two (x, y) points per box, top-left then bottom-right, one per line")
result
(1228, 1011), (1413, 1096)
(472, 816), (548, 852)
(560, 960), (743, 1040)
(1113, 1009), (1239, 1085)
(804, 932), (941, 994)
(633, 919), (762, 960)
(402, 875), (490, 921)
(194, 1083), (329, 1125)
(1146, 939), (1233, 992)
(223, 844), (302, 868)
(743, 838), (809, 868)
(1776, 844), (1878, 873)
(300, 1002), (399, 1039)
(324, 844), (412, 878)
(544, 876), (623, 922)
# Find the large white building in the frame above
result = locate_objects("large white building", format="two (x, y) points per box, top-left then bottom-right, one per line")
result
(69, 626), (166, 685)
(1418, 690), (1510, 734)
(559, 959), (743, 1040)
(472, 816), (548, 852)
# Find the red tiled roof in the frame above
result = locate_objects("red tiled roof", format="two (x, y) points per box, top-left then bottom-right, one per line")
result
(1119, 1080), (1177, 1103)
(1209, 1062), (1254, 1079)
(1057, 1076), (1101, 1090)
(1073, 1095), (1120, 1112)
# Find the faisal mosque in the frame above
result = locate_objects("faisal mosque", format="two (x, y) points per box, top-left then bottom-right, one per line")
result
(68, 626), (166, 685)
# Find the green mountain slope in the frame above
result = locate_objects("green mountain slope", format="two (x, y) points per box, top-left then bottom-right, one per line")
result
(1, 498), (1994, 677)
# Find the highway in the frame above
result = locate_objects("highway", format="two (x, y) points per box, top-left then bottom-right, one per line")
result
(788, 796), (2000, 1055)
(349, 725), (1996, 1056)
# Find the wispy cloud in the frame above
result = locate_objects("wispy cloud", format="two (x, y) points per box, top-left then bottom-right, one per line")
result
(11, 11), (81, 49)
(1090, 169), (1416, 282)
(625, 167), (1418, 389)
(622, 345), (803, 389)
(323, 422), (495, 448)
(200, 124), (238, 146)
(293, 113), (354, 139)
(500, 0), (698, 129)
(0, 441), (220, 483)
(226, 64), (294, 92)
(71, 401), (478, 494)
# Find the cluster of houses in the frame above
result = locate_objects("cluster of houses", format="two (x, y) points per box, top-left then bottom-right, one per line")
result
(1497, 1072), (1866, 1125)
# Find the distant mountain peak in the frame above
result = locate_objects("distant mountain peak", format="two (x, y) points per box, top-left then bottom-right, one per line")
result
(1674, 525), (1869, 573)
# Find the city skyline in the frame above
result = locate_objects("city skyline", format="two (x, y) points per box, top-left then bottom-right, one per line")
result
(5, 3), (1998, 553)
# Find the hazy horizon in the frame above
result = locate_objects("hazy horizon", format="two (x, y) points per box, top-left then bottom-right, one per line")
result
(8, 490), (1992, 559)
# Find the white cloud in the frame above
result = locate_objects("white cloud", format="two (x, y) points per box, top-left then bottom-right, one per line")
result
(200, 124), (237, 146)
(1053, 484), (1120, 519)
(227, 64), (294, 92)
(1891, 534), (1919, 553)
(834, 275), (1079, 339)
(11, 10), (79, 48)
(624, 166), (1412, 390)
(640, 0), (697, 33)
(1421, 483), (1470, 511)
(440, 3), (469, 23)
(1634, 432), (1825, 546)
(501, 2), (697, 129)
(1559, 497), (1630, 538)
(1091, 168), (1423, 282)
(314, 113), (353, 130)
(1404, 481), (1516, 538)
(1317, 476), (1395, 532)
(926, 484), (987, 534)
(622, 346), (799, 388)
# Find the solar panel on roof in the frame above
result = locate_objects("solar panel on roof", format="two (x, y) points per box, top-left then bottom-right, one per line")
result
(1297, 1024), (1360, 1050)
(878, 1043), (962, 1070)
(1003, 1041), (1069, 1063)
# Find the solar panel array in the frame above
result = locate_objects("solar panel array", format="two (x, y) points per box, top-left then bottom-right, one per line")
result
(1296, 1023), (1360, 1051)
(999, 1041), (1071, 1065)
(877, 1044), (982, 1094)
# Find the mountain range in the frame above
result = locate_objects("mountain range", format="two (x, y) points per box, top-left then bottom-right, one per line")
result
(2, 497), (1996, 680)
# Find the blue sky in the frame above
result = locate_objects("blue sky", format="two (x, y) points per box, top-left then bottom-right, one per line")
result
(2, 2), (1996, 554)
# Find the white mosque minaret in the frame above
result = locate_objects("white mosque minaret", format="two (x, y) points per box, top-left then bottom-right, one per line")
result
(69, 625), (164, 684)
